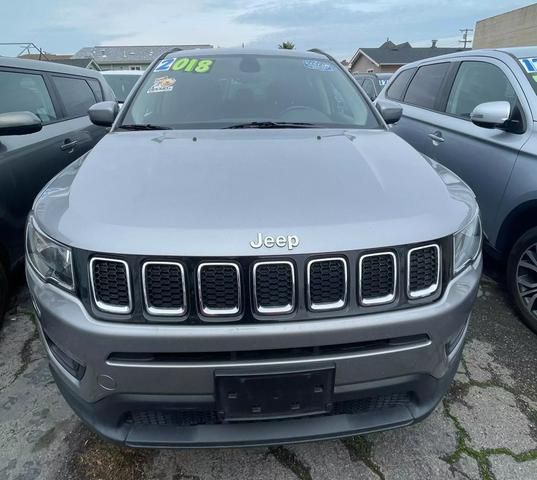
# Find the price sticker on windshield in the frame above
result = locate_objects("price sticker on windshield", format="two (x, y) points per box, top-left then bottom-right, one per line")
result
(303, 60), (334, 72)
(154, 57), (214, 73)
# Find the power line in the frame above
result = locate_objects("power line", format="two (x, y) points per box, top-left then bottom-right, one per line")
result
(459, 28), (473, 48)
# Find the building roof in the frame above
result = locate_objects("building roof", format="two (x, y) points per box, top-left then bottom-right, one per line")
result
(19, 53), (72, 61)
(350, 41), (469, 68)
(18, 54), (100, 70)
(73, 45), (213, 65)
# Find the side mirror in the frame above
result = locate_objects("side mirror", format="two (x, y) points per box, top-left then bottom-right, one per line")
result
(470, 101), (511, 129)
(376, 101), (402, 125)
(0, 111), (42, 136)
(89, 101), (119, 127)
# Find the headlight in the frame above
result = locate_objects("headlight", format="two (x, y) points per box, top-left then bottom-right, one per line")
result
(453, 212), (482, 275)
(26, 216), (74, 290)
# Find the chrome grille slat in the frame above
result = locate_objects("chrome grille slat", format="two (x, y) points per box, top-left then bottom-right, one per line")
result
(197, 262), (241, 316)
(90, 257), (132, 314)
(253, 261), (295, 314)
(307, 257), (348, 311)
(142, 261), (187, 316)
(407, 244), (441, 299)
(359, 252), (397, 306)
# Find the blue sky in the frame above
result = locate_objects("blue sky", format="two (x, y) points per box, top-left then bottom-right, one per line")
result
(1, 0), (534, 60)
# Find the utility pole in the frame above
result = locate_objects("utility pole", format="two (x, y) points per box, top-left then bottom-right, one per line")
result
(459, 28), (473, 48)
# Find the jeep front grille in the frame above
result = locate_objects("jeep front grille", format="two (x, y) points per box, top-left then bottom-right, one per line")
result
(407, 245), (440, 299)
(90, 258), (132, 314)
(86, 241), (445, 322)
(307, 258), (348, 311)
(142, 262), (186, 316)
(197, 263), (241, 316)
(359, 252), (396, 306)
(253, 261), (295, 314)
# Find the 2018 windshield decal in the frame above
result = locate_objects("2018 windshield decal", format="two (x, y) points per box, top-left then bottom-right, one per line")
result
(520, 57), (537, 73)
(154, 57), (214, 73)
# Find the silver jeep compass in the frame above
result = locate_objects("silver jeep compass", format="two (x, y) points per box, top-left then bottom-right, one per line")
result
(26, 48), (482, 448)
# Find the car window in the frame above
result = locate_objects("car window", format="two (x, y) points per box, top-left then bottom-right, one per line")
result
(122, 53), (380, 130)
(404, 63), (450, 109)
(52, 76), (97, 118)
(87, 78), (104, 102)
(0, 70), (57, 123)
(103, 74), (140, 102)
(362, 78), (376, 99)
(386, 68), (416, 101)
(446, 61), (518, 118)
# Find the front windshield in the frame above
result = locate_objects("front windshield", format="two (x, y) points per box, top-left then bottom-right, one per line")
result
(120, 53), (380, 129)
(103, 74), (141, 102)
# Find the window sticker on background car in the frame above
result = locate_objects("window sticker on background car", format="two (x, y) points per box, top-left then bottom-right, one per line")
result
(303, 60), (334, 72)
(520, 58), (537, 73)
(154, 57), (215, 73)
(147, 76), (176, 94)
(379, 79), (388, 86)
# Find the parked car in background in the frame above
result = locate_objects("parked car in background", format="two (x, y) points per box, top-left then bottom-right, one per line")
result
(353, 73), (392, 100)
(0, 57), (114, 322)
(27, 48), (481, 447)
(102, 70), (143, 104)
(377, 47), (537, 332)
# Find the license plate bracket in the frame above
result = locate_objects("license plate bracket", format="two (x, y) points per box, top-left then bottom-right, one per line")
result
(216, 367), (335, 422)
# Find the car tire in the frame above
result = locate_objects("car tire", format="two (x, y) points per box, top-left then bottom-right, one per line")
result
(507, 226), (537, 333)
(0, 261), (8, 328)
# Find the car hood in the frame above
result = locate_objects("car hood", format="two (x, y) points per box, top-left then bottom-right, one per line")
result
(34, 129), (475, 256)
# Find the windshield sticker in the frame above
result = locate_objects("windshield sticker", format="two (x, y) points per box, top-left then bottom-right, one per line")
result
(147, 76), (176, 93)
(303, 59), (334, 72)
(154, 57), (214, 73)
(520, 58), (537, 73)
(378, 79), (388, 86)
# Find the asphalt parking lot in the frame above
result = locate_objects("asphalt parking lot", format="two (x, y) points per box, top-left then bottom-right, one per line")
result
(2, 263), (537, 480)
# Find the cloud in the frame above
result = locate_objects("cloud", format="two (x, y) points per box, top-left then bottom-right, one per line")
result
(0, 0), (532, 60)
(236, 0), (531, 58)
(46, 0), (280, 49)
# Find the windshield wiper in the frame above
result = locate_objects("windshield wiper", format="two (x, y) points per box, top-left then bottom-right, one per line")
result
(118, 124), (172, 131)
(224, 121), (317, 129)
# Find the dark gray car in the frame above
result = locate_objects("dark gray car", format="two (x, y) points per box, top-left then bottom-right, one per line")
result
(26, 48), (481, 447)
(377, 47), (537, 332)
(0, 58), (114, 321)
(353, 73), (392, 100)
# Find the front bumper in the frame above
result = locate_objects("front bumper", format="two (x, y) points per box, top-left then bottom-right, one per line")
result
(28, 255), (481, 448)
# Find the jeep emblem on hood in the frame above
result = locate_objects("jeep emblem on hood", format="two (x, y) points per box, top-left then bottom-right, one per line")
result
(250, 233), (300, 250)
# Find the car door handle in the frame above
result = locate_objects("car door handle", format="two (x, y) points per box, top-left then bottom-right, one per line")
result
(428, 132), (445, 143)
(60, 140), (78, 151)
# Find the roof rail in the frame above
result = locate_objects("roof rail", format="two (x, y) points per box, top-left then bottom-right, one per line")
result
(308, 48), (334, 60)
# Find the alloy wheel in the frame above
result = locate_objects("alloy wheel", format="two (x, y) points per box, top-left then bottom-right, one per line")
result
(516, 242), (537, 320)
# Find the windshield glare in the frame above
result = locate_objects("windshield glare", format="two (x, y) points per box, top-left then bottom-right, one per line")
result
(120, 54), (380, 129)
(103, 74), (141, 102)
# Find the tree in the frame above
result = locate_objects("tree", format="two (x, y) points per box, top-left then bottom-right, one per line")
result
(278, 41), (295, 50)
